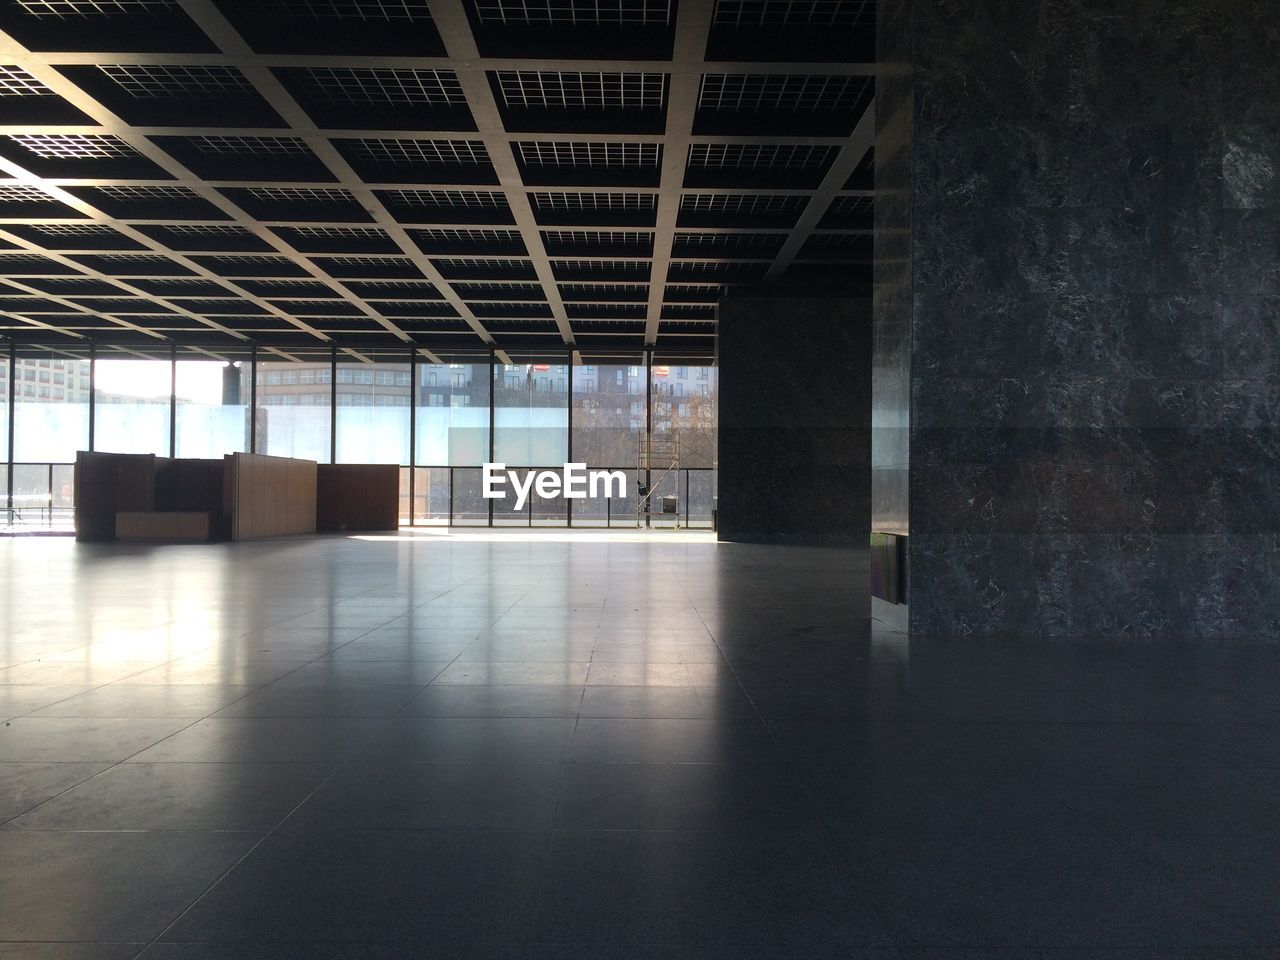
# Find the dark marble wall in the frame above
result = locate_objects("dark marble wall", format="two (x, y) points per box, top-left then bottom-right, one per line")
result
(717, 295), (872, 547)
(888, 0), (1280, 637)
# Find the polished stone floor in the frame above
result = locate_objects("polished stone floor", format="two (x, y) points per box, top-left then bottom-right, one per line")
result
(0, 531), (1278, 958)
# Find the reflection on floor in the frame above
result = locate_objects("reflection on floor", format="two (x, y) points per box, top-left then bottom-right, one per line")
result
(0, 535), (1277, 957)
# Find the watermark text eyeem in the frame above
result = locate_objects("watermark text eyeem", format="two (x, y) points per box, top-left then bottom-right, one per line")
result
(482, 463), (627, 511)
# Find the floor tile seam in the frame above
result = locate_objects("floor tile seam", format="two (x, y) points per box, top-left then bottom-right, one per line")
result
(0, 713), (209, 827)
(388, 659), (464, 715)
(130, 712), (395, 956)
(0, 640), (151, 673)
(676, 582), (844, 875)
(415, 651), (472, 688)
(2, 687), (120, 721)
(0, 658), (168, 693)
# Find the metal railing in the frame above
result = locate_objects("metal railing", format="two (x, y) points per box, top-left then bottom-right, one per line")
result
(401, 465), (716, 529)
(2, 462), (75, 531)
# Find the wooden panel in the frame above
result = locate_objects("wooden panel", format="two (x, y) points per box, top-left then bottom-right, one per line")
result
(224, 452), (318, 540)
(116, 511), (211, 542)
(74, 451), (157, 542)
(316, 464), (400, 532)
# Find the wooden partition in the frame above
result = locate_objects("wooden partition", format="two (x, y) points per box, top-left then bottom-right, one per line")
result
(74, 451), (157, 542)
(317, 464), (400, 532)
(223, 453), (317, 541)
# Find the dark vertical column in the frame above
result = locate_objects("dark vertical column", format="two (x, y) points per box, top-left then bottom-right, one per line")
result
(87, 341), (96, 452)
(566, 347), (573, 527)
(487, 348), (495, 527)
(408, 346), (416, 527)
(6, 341), (15, 524)
(248, 346), (257, 454)
(717, 296), (871, 548)
(168, 342), (177, 459)
(329, 347), (337, 465)
(644, 350), (652, 527)
(893, 1), (1280, 638)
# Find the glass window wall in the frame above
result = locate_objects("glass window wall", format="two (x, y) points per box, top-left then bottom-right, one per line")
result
(492, 354), (569, 526)
(255, 350), (332, 462)
(413, 356), (492, 525)
(94, 353), (172, 456)
(336, 352), (411, 466)
(175, 352), (251, 459)
(2, 346), (717, 532)
(571, 358), (645, 527)
(7, 346), (89, 532)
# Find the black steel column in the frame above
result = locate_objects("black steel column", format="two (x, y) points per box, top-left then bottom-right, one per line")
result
(566, 347), (573, 527)
(329, 346), (337, 464)
(168, 342), (177, 458)
(644, 350), (652, 528)
(87, 341), (95, 452)
(6, 341), (15, 525)
(248, 346), (257, 453)
(487, 348), (495, 528)
(408, 346), (416, 527)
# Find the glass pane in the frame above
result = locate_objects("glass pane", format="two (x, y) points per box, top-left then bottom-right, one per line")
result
(255, 355), (332, 462)
(398, 466), (411, 525)
(686, 469), (716, 527)
(651, 363), (717, 468)
(572, 488), (610, 526)
(413, 466), (451, 524)
(450, 467), (488, 525)
(94, 355), (172, 456)
(175, 357), (251, 458)
(491, 467), (531, 526)
(12, 348), (89, 464)
(571, 361), (645, 471)
(414, 361), (490, 467)
(493, 356), (568, 467)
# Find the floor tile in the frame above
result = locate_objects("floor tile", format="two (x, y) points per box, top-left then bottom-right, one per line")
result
(211, 684), (426, 718)
(287, 761), (563, 830)
(528, 829), (891, 949)
(0, 718), (194, 763)
(399, 684), (584, 718)
(555, 761), (818, 831)
(30, 685), (257, 718)
(0, 831), (257, 941)
(6, 762), (336, 832)
(125, 718), (386, 763)
(355, 717), (576, 762)
(0, 761), (111, 822)
(162, 830), (546, 944)
(570, 718), (776, 763)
